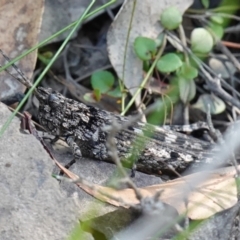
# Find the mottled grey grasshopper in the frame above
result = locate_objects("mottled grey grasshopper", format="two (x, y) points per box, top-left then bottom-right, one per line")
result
(0, 50), (215, 175)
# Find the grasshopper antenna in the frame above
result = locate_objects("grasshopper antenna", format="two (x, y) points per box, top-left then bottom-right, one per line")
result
(0, 49), (41, 98)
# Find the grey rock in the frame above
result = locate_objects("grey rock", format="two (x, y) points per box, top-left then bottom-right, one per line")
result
(189, 203), (239, 240)
(0, 103), (83, 240)
(40, 0), (124, 43)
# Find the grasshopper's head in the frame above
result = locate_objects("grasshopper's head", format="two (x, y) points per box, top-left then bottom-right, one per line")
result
(36, 87), (65, 109)
(35, 87), (52, 103)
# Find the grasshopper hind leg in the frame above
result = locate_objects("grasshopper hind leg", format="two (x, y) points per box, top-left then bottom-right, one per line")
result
(66, 135), (82, 159)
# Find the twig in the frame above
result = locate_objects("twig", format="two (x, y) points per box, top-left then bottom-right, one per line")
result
(200, 65), (240, 110)
(103, 119), (143, 201)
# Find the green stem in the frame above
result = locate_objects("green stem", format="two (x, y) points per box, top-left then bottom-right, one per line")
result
(120, 0), (137, 112)
(178, 25), (189, 64)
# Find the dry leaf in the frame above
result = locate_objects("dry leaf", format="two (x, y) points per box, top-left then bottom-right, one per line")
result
(72, 165), (238, 220)
(107, 0), (193, 98)
(0, 0), (44, 99)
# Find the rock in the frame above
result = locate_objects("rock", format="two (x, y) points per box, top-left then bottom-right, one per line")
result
(40, 0), (124, 43)
(0, 102), (163, 239)
(0, 103), (83, 240)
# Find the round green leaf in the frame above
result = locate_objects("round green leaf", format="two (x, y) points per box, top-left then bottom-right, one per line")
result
(190, 28), (214, 53)
(107, 86), (122, 98)
(208, 23), (224, 40)
(178, 63), (198, 80)
(157, 53), (183, 73)
(160, 7), (182, 30)
(176, 52), (184, 61)
(192, 94), (226, 114)
(210, 15), (224, 24)
(178, 77), (196, 104)
(91, 70), (114, 93)
(134, 37), (157, 60)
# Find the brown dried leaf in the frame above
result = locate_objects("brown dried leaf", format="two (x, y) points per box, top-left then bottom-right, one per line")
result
(54, 147), (237, 220)
(107, 0), (193, 98)
(0, 0), (44, 99)
(75, 166), (238, 220)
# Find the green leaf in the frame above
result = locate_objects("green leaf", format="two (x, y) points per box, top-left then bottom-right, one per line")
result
(201, 0), (209, 8)
(190, 28), (214, 54)
(178, 63), (198, 80)
(176, 52), (184, 61)
(134, 37), (157, 60)
(107, 86), (122, 98)
(155, 33), (165, 48)
(91, 70), (114, 93)
(160, 6), (182, 30)
(192, 94), (226, 114)
(210, 15), (224, 24)
(143, 60), (150, 72)
(157, 53), (183, 73)
(178, 77), (196, 104)
(208, 23), (224, 40)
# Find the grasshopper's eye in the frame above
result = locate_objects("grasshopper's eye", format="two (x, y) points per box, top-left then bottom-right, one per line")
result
(48, 93), (60, 108)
